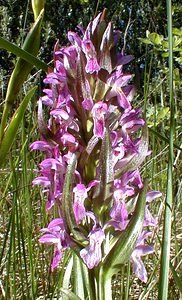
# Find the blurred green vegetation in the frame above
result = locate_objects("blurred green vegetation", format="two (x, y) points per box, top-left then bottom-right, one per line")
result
(0, 0), (181, 95)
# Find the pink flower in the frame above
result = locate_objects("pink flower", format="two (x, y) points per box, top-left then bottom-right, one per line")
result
(130, 231), (154, 283)
(39, 218), (70, 271)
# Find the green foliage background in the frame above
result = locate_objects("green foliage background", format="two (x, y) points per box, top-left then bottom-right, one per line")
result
(0, 0), (181, 93)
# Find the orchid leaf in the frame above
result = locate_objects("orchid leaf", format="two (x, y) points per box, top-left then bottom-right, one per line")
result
(101, 179), (148, 280)
(61, 153), (88, 248)
(60, 288), (82, 300)
(0, 87), (37, 167)
(73, 254), (85, 299)
(93, 128), (114, 214)
(61, 256), (74, 300)
(72, 254), (93, 300)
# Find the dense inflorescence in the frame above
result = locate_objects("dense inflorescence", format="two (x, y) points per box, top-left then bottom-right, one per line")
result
(31, 12), (161, 283)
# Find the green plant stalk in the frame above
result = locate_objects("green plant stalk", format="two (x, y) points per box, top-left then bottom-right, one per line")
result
(151, 76), (157, 187)
(0, 9), (45, 141)
(5, 159), (17, 298)
(120, 266), (125, 300)
(125, 262), (130, 300)
(61, 255), (74, 300)
(73, 254), (85, 299)
(21, 117), (36, 299)
(19, 203), (30, 298)
(5, 205), (14, 298)
(81, 262), (95, 300)
(158, 0), (174, 299)
(143, 50), (153, 116)
(98, 271), (112, 300)
(87, 269), (97, 300)
(15, 189), (25, 298)
(11, 159), (18, 299)
(0, 86), (37, 167)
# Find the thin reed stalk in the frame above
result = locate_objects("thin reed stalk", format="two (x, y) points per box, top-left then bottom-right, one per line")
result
(158, 0), (174, 299)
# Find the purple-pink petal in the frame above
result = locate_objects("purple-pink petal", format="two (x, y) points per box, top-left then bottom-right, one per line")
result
(91, 102), (108, 138)
(39, 234), (60, 244)
(82, 39), (100, 73)
(146, 191), (162, 202)
(32, 176), (51, 187)
(144, 206), (158, 227)
(51, 249), (62, 272)
(130, 255), (148, 283)
(73, 184), (88, 223)
(30, 141), (53, 152)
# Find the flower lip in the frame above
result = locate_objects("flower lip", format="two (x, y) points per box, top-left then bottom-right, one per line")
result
(80, 228), (105, 269)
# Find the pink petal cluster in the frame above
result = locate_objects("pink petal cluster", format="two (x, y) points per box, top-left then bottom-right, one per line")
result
(31, 12), (161, 282)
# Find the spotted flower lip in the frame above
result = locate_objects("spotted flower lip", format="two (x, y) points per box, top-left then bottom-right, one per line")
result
(31, 12), (162, 283)
(73, 180), (99, 224)
(91, 102), (108, 138)
(80, 228), (105, 269)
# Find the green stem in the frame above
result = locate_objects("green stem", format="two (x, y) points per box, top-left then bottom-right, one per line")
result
(120, 266), (125, 300)
(88, 269), (97, 300)
(158, 0), (174, 299)
(125, 263), (130, 300)
(98, 268), (112, 300)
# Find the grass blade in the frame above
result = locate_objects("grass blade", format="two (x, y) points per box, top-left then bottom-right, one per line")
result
(158, 0), (174, 299)
(0, 37), (48, 72)
(0, 87), (37, 167)
(170, 261), (182, 294)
